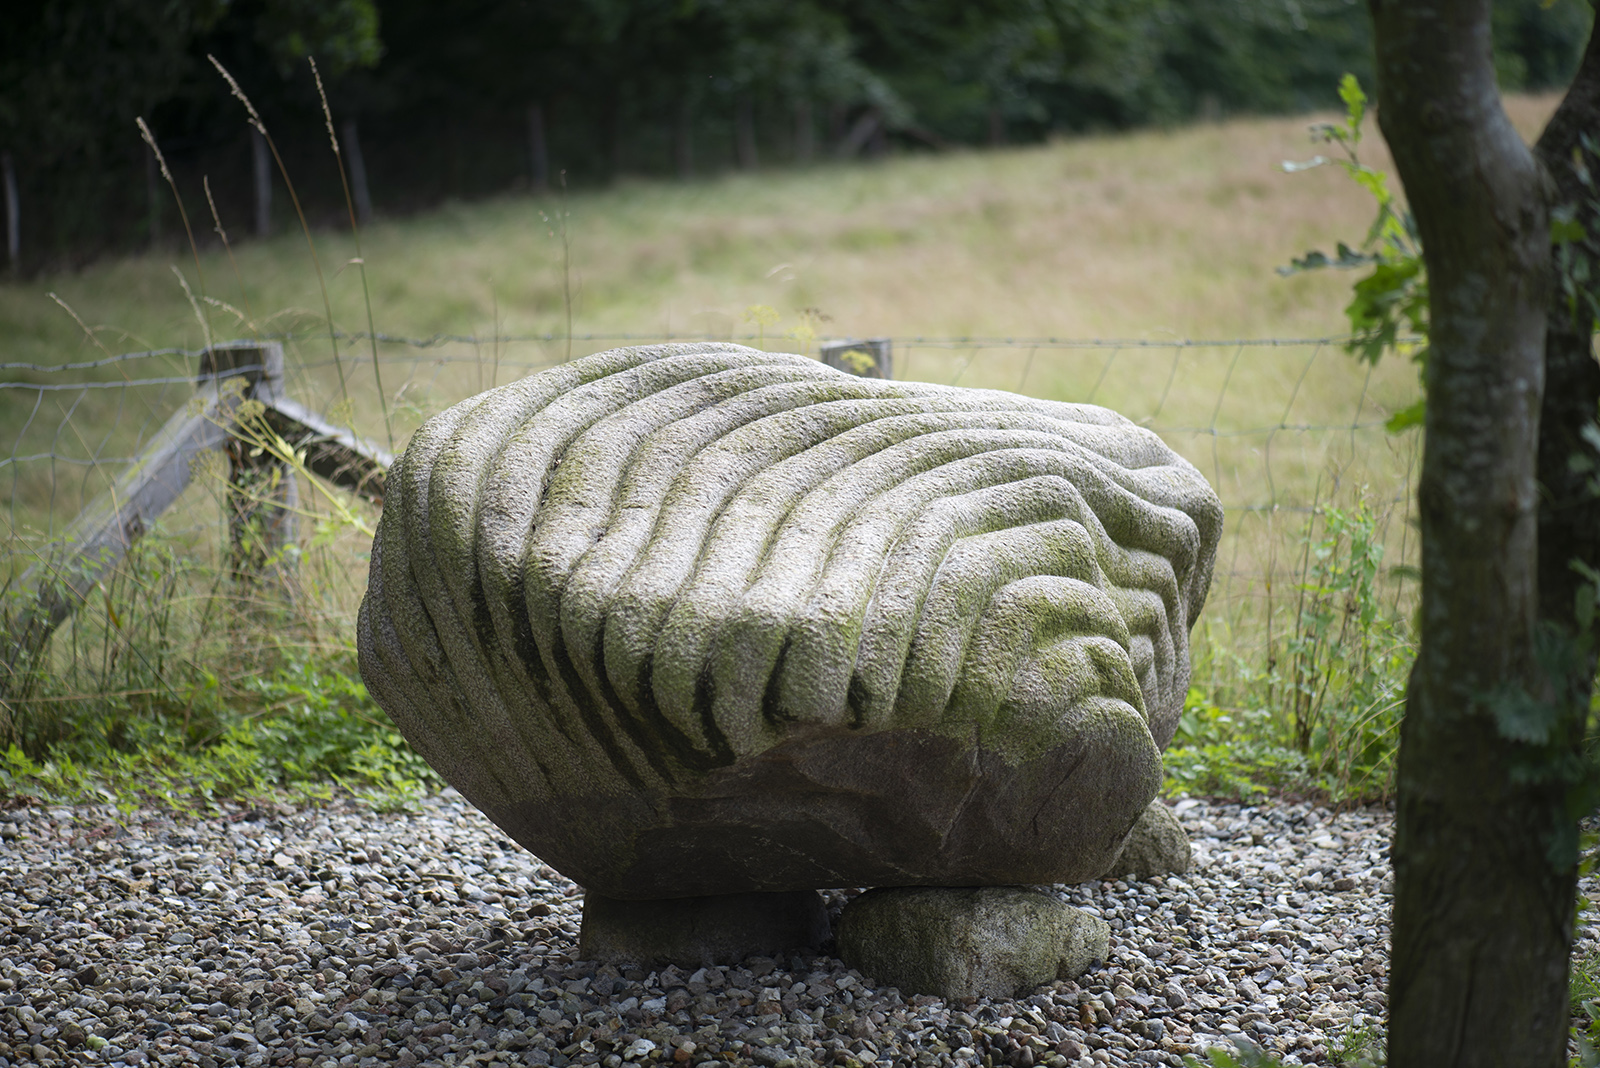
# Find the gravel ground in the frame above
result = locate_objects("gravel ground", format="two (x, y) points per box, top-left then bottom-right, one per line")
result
(0, 790), (1449, 1067)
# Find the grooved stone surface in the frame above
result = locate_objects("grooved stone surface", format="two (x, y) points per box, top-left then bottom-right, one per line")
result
(357, 343), (1222, 897)
(836, 886), (1111, 1000)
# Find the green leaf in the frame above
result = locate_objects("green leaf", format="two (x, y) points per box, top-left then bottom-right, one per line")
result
(1385, 399), (1426, 433)
(1490, 683), (1562, 745)
(1351, 167), (1392, 206)
(1553, 213), (1589, 244)
(1388, 563), (1423, 583)
(1338, 73), (1367, 135)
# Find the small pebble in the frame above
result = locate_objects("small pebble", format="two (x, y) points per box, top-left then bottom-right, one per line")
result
(1, 789), (1558, 1066)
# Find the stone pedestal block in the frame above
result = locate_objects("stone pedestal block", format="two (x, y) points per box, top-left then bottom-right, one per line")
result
(836, 886), (1109, 1000)
(1099, 799), (1192, 880)
(579, 890), (830, 967)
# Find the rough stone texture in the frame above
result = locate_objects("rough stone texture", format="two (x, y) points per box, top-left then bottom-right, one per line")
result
(836, 886), (1111, 1000)
(578, 890), (831, 967)
(357, 343), (1223, 897)
(1099, 799), (1193, 880)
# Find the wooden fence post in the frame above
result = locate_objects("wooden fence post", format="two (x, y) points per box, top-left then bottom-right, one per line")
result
(528, 101), (550, 192)
(1, 339), (395, 697)
(200, 341), (299, 582)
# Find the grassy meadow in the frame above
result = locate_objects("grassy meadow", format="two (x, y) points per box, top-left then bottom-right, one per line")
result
(0, 93), (1567, 806)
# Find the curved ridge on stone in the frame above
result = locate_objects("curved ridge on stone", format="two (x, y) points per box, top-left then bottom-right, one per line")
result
(358, 343), (1223, 897)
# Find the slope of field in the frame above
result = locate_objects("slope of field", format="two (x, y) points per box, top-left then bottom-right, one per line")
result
(0, 95), (1557, 357)
(0, 94), (1561, 606)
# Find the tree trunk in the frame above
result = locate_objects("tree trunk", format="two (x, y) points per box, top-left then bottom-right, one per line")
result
(836, 109), (881, 160)
(250, 125), (271, 238)
(674, 96), (694, 180)
(735, 93), (758, 170)
(1534, 10), (1600, 667)
(527, 100), (549, 192)
(827, 102), (848, 153)
(2, 151), (18, 273)
(1369, 2), (1566, 1065)
(867, 117), (888, 160)
(987, 103), (1006, 147)
(341, 118), (373, 226)
(794, 98), (814, 164)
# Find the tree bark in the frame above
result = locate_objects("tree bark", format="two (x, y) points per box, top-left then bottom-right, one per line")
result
(250, 125), (271, 238)
(1534, 12), (1600, 658)
(341, 118), (373, 226)
(835, 109), (881, 160)
(527, 100), (550, 193)
(604, 95), (626, 178)
(828, 101), (848, 153)
(1370, 2), (1566, 1065)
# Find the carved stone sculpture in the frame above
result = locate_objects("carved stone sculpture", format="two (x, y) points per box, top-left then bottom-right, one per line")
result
(357, 343), (1222, 898)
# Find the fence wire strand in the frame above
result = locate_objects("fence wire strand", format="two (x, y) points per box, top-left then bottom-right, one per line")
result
(3, 334), (1421, 650)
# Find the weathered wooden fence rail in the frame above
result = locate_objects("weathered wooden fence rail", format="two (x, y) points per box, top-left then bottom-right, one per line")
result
(0, 340), (391, 697)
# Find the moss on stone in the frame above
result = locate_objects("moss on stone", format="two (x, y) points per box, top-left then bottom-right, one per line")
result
(357, 343), (1222, 896)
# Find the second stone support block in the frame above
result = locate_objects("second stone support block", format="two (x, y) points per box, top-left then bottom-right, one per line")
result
(1098, 799), (1192, 880)
(836, 886), (1110, 1000)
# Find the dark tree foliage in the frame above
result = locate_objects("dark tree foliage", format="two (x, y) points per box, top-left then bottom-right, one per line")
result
(0, 0), (379, 265)
(0, 0), (1590, 270)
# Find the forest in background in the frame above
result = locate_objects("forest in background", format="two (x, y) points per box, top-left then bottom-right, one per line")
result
(0, 0), (1593, 274)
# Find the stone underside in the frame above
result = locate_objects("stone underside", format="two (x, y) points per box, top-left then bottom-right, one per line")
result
(357, 343), (1223, 898)
(579, 890), (831, 967)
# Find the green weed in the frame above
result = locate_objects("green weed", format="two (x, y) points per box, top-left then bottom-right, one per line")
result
(1184, 1039), (1288, 1067)
(1164, 687), (1307, 800)
(1169, 491), (1414, 804)
(0, 651), (440, 815)
(1573, 942), (1600, 1066)
(1329, 1022), (1386, 1067)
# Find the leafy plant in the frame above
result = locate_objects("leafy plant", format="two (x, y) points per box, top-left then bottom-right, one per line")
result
(1280, 74), (1429, 432)
(0, 643), (440, 814)
(1169, 489), (1414, 804)
(1572, 942), (1600, 1065)
(1552, 132), (1600, 331)
(1329, 1021), (1386, 1067)
(1179, 1029), (1391, 1068)
(1283, 498), (1413, 799)
(1184, 1038), (1287, 1067)
(1164, 685), (1306, 800)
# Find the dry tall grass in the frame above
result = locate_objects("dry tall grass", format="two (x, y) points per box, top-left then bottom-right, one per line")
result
(0, 95), (1559, 359)
(0, 93), (1565, 676)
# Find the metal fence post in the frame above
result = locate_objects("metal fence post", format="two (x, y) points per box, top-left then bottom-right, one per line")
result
(821, 338), (892, 379)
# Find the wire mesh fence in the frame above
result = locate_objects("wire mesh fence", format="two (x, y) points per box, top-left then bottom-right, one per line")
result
(1, 331), (1420, 716)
